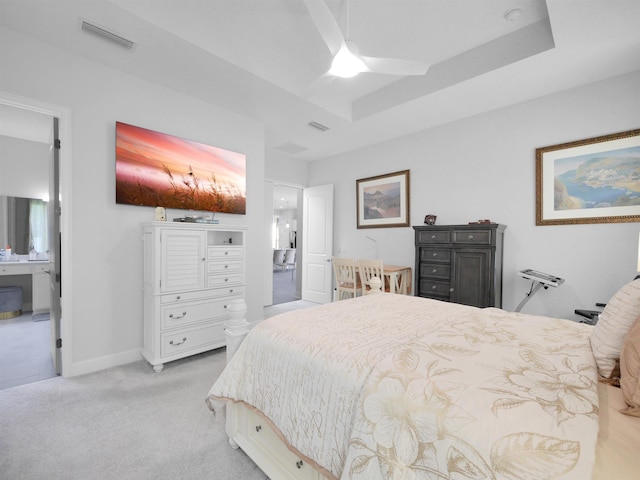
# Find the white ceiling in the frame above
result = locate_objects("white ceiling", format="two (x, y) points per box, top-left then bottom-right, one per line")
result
(1, 0), (639, 162)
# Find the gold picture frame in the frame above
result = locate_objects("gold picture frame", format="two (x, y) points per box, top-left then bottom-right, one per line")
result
(536, 128), (640, 226)
(356, 170), (410, 229)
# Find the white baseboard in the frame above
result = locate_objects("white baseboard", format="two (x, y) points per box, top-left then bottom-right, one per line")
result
(65, 348), (143, 377)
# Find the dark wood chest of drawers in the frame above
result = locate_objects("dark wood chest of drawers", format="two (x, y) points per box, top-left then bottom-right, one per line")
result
(413, 224), (506, 308)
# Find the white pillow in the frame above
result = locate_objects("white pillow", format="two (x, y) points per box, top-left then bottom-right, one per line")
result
(590, 278), (640, 377)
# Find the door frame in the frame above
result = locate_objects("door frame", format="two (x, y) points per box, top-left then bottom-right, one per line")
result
(264, 180), (305, 307)
(0, 91), (72, 377)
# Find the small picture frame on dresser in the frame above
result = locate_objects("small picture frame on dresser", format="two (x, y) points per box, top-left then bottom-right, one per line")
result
(424, 214), (437, 225)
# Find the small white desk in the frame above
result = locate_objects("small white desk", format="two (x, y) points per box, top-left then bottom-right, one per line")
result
(0, 261), (51, 314)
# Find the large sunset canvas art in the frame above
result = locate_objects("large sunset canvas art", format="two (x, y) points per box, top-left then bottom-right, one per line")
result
(115, 122), (246, 214)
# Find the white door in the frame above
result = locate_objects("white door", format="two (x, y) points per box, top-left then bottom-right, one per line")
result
(49, 117), (62, 373)
(301, 184), (333, 303)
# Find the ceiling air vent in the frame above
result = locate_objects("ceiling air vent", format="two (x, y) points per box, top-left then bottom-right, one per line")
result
(307, 121), (329, 132)
(81, 20), (135, 50)
(274, 142), (308, 155)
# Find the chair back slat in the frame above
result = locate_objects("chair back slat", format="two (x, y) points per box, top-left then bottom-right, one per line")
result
(332, 257), (362, 300)
(357, 258), (386, 294)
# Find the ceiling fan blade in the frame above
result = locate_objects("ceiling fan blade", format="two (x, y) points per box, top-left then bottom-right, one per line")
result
(360, 55), (429, 76)
(300, 73), (336, 99)
(302, 0), (345, 57)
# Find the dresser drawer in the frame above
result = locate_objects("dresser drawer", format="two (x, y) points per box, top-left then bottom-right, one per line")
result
(416, 229), (450, 244)
(160, 289), (219, 304)
(161, 296), (239, 330)
(452, 229), (492, 245)
(244, 407), (318, 480)
(419, 263), (450, 280)
(207, 261), (243, 274)
(419, 248), (451, 263)
(207, 274), (243, 288)
(208, 246), (243, 259)
(419, 279), (452, 298)
(160, 322), (225, 358)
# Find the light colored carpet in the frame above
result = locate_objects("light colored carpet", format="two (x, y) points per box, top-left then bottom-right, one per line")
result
(0, 349), (268, 480)
(32, 312), (50, 322)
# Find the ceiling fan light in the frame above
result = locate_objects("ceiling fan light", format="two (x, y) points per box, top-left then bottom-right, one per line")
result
(329, 46), (367, 78)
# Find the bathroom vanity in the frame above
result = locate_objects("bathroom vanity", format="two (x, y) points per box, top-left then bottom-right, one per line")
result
(0, 260), (51, 314)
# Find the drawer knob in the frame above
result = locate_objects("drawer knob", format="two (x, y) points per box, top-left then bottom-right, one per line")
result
(169, 337), (187, 346)
(468, 235), (474, 239)
(432, 269), (437, 273)
(255, 425), (262, 432)
(432, 253), (438, 257)
(224, 265), (229, 269)
(169, 312), (187, 319)
(431, 234), (436, 239)
(176, 295), (181, 300)
(224, 278), (229, 282)
(431, 285), (437, 290)
(229, 289), (234, 293)
(449, 288), (455, 292)
(225, 251), (229, 255)
(202, 257), (206, 261)
(296, 460), (304, 469)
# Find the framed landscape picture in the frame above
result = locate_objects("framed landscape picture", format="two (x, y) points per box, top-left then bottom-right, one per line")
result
(536, 129), (640, 225)
(356, 170), (410, 228)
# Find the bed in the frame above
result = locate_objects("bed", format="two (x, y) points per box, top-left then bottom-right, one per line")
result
(208, 290), (640, 480)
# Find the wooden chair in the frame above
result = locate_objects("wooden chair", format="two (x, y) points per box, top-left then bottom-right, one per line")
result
(332, 257), (362, 300)
(357, 258), (388, 294)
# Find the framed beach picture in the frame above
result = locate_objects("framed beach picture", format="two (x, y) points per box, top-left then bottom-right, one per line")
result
(356, 170), (410, 228)
(536, 129), (640, 225)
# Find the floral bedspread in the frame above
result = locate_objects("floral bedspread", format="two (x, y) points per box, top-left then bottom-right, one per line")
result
(208, 294), (599, 480)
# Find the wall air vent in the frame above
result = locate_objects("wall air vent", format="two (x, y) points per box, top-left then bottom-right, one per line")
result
(81, 20), (135, 50)
(307, 121), (329, 132)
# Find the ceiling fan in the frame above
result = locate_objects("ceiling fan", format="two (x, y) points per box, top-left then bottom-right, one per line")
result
(302, 0), (429, 94)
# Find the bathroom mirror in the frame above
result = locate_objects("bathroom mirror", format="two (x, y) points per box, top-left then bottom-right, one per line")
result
(0, 195), (49, 255)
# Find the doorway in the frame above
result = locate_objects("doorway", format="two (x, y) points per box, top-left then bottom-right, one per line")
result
(0, 97), (66, 389)
(272, 184), (302, 305)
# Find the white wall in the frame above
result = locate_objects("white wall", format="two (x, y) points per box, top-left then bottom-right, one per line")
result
(0, 27), (265, 375)
(0, 136), (49, 199)
(309, 70), (640, 320)
(266, 154), (308, 186)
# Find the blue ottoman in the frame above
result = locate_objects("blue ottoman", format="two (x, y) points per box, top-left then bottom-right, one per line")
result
(0, 286), (22, 320)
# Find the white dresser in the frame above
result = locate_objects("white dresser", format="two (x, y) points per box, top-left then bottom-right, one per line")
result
(142, 222), (246, 372)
